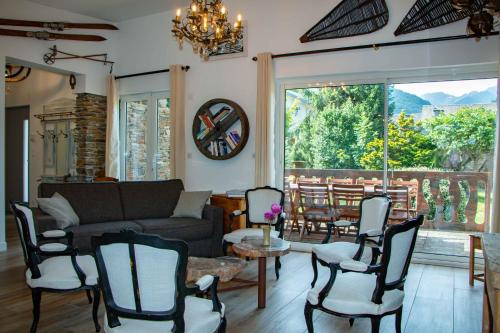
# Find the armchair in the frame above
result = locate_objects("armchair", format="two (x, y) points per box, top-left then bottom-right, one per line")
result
(10, 202), (100, 333)
(305, 215), (424, 333)
(92, 231), (226, 333)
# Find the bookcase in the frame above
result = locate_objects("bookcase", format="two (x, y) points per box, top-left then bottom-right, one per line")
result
(192, 98), (249, 160)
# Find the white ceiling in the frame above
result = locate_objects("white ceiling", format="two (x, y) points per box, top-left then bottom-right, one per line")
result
(30, 0), (187, 22)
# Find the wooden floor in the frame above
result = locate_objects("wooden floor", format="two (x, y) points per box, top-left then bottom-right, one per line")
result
(0, 216), (483, 333)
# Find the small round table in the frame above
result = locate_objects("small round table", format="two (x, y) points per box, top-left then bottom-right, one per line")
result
(232, 236), (291, 309)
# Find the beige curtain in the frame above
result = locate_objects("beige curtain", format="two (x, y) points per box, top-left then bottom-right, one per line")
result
(169, 65), (186, 183)
(489, 40), (500, 233)
(105, 75), (120, 178)
(255, 53), (275, 187)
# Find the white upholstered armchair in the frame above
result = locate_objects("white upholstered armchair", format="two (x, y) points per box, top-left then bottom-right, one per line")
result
(10, 201), (100, 333)
(222, 186), (285, 279)
(305, 215), (424, 333)
(92, 231), (226, 333)
(310, 195), (391, 287)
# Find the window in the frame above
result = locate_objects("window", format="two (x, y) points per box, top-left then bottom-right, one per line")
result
(120, 92), (171, 181)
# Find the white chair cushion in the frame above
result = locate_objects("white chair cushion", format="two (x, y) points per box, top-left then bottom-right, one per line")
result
(333, 220), (353, 227)
(26, 255), (98, 289)
(39, 243), (68, 252)
(104, 296), (225, 333)
(307, 272), (404, 315)
(42, 230), (66, 238)
(312, 241), (372, 264)
(223, 228), (279, 244)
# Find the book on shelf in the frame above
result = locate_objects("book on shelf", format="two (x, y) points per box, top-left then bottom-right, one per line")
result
(226, 189), (245, 198)
(225, 135), (236, 150)
(228, 130), (241, 145)
(213, 106), (232, 123)
(199, 114), (214, 129)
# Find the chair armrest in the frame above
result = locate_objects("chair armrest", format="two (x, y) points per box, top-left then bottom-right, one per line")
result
(339, 260), (382, 274)
(186, 275), (223, 314)
(195, 275), (214, 291)
(38, 230), (74, 247)
(230, 210), (243, 218)
(228, 210), (246, 232)
(361, 229), (384, 237)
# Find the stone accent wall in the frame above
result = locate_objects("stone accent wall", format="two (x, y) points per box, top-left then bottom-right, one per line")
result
(74, 93), (107, 177)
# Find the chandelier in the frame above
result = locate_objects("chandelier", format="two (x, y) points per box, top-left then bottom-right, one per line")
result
(172, 0), (243, 60)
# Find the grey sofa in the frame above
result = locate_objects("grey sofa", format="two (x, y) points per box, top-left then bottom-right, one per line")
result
(35, 179), (223, 258)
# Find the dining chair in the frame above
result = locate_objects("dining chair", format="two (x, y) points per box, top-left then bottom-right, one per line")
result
(222, 186), (285, 279)
(10, 202), (100, 333)
(375, 185), (410, 223)
(355, 178), (383, 186)
(284, 176), (301, 237)
(310, 195), (391, 288)
(297, 182), (335, 238)
(327, 178), (354, 185)
(331, 184), (365, 236)
(305, 215), (424, 333)
(92, 231), (226, 333)
(391, 179), (419, 217)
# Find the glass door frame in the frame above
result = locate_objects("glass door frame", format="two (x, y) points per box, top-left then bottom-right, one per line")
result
(120, 91), (169, 181)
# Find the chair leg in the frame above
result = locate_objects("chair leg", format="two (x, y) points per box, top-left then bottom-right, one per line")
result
(92, 287), (101, 332)
(275, 257), (281, 280)
(311, 252), (319, 287)
(349, 318), (355, 327)
(304, 302), (314, 333)
(395, 307), (403, 333)
(222, 241), (228, 256)
(31, 289), (42, 333)
(370, 316), (381, 333)
(86, 290), (93, 304)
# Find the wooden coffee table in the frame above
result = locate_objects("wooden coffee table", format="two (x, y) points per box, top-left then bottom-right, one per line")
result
(232, 236), (291, 309)
(187, 256), (246, 283)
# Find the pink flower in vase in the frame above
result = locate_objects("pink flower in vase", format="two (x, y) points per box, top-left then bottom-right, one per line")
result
(264, 210), (276, 223)
(271, 203), (282, 215)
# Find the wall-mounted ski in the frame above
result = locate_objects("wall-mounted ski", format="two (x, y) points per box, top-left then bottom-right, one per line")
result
(300, 0), (389, 43)
(394, 0), (486, 36)
(0, 28), (106, 41)
(0, 18), (118, 31)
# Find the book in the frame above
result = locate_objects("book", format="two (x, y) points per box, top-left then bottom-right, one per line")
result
(226, 189), (245, 198)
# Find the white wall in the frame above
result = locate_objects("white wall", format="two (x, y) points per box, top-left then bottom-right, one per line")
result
(112, 0), (499, 193)
(6, 69), (75, 205)
(0, 0), (117, 250)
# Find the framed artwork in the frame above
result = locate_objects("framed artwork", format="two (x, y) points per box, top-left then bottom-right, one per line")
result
(209, 22), (248, 60)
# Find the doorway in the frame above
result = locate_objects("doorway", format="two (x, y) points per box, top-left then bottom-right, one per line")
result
(5, 106), (29, 207)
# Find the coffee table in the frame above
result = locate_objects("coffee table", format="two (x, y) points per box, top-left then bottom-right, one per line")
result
(187, 256), (246, 283)
(232, 236), (291, 309)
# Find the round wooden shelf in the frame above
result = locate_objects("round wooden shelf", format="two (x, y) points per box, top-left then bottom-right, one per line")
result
(192, 98), (249, 160)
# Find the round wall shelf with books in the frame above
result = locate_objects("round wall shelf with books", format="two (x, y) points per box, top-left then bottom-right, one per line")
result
(192, 98), (249, 160)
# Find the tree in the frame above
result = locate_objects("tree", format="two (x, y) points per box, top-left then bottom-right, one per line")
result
(361, 112), (436, 169)
(423, 106), (496, 171)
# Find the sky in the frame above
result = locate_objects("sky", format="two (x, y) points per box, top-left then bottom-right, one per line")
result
(394, 79), (497, 97)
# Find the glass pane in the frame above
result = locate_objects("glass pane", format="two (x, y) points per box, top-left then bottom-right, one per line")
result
(284, 84), (385, 242)
(389, 78), (497, 257)
(125, 99), (149, 181)
(156, 98), (171, 180)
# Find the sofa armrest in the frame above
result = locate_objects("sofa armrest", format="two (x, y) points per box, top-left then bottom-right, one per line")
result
(202, 205), (224, 257)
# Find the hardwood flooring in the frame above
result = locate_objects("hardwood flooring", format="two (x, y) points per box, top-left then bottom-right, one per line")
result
(0, 216), (483, 333)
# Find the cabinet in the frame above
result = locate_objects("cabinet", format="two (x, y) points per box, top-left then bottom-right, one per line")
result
(210, 194), (246, 234)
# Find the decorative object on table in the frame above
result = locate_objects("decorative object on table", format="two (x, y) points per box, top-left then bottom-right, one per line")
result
(171, 0), (244, 60)
(300, 0), (389, 43)
(0, 28), (107, 41)
(263, 203), (283, 246)
(43, 45), (114, 73)
(4, 64), (31, 83)
(394, 0), (495, 36)
(0, 18), (118, 31)
(192, 98), (249, 160)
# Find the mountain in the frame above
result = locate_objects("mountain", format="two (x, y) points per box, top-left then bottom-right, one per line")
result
(422, 86), (496, 105)
(391, 89), (431, 115)
(422, 92), (456, 105)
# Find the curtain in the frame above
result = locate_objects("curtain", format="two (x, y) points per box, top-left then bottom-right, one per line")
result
(255, 53), (275, 187)
(169, 65), (186, 183)
(105, 75), (120, 178)
(489, 40), (500, 233)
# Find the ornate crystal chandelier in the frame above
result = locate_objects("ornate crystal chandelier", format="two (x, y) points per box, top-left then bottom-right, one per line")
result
(172, 0), (243, 60)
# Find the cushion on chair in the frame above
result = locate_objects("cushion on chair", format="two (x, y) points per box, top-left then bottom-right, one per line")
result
(312, 241), (372, 264)
(42, 230), (66, 238)
(307, 271), (404, 315)
(39, 243), (68, 252)
(223, 228), (279, 244)
(26, 255), (98, 289)
(103, 296), (224, 333)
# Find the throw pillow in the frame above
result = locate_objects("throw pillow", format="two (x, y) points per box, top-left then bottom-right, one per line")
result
(172, 191), (212, 219)
(37, 192), (80, 229)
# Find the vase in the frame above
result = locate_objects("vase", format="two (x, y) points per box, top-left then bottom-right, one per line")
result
(262, 225), (271, 246)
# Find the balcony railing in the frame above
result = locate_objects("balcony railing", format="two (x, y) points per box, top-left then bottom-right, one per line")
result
(285, 168), (490, 232)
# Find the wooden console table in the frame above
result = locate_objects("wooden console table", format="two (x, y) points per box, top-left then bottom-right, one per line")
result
(210, 194), (246, 234)
(482, 233), (500, 333)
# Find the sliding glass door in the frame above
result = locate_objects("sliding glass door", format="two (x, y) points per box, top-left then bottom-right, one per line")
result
(121, 92), (171, 181)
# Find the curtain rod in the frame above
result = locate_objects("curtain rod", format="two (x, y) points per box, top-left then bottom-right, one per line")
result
(115, 66), (190, 80)
(251, 32), (499, 61)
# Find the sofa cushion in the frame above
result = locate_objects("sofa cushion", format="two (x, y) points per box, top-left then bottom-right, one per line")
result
(38, 183), (124, 224)
(134, 217), (213, 241)
(66, 221), (143, 252)
(119, 180), (184, 220)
